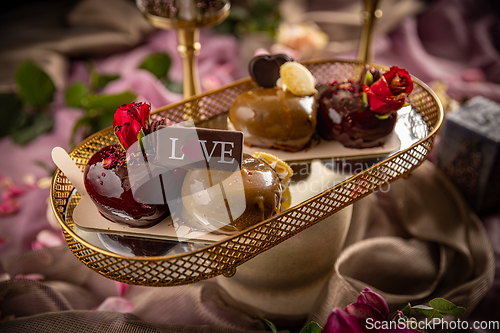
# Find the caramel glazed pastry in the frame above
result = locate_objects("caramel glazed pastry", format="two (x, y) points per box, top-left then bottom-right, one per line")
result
(180, 152), (293, 235)
(228, 54), (318, 152)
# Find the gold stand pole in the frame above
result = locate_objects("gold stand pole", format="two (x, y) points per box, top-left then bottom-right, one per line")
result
(177, 28), (202, 99)
(357, 0), (382, 63)
(138, 1), (230, 101)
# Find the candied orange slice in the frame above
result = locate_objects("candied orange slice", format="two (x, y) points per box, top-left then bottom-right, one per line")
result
(252, 151), (293, 183)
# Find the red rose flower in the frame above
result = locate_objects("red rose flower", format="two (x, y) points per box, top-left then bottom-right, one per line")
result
(114, 121), (143, 151)
(113, 102), (150, 130)
(363, 66), (414, 115)
(113, 102), (151, 151)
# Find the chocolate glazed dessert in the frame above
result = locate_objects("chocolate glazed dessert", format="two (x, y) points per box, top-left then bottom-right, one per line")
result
(229, 54), (317, 152)
(84, 103), (187, 228)
(229, 153), (282, 230)
(181, 153), (292, 235)
(84, 144), (171, 227)
(316, 80), (397, 148)
(317, 66), (414, 148)
(230, 88), (317, 151)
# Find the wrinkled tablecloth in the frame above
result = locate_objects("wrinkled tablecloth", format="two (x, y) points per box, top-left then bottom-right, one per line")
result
(0, 162), (495, 332)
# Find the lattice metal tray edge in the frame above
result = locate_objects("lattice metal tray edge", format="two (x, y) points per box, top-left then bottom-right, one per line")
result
(50, 59), (444, 286)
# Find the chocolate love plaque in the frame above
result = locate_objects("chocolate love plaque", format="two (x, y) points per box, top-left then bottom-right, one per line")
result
(153, 127), (244, 172)
(124, 126), (243, 206)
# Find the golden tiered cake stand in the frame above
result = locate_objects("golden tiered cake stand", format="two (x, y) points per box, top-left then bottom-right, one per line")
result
(51, 59), (443, 286)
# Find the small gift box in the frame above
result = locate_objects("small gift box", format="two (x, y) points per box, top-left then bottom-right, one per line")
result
(437, 96), (500, 215)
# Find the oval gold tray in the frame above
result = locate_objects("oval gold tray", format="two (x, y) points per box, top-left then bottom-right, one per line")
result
(51, 60), (443, 286)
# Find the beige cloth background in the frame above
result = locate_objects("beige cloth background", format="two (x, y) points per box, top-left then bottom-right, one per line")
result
(0, 162), (494, 332)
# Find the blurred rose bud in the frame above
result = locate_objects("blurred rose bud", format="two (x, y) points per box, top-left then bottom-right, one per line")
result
(275, 22), (328, 60)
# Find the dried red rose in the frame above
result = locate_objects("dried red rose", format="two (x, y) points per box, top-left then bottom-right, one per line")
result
(113, 102), (150, 130)
(113, 102), (151, 151)
(363, 66), (414, 115)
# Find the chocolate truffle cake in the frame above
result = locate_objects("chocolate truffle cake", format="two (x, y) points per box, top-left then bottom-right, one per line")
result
(317, 65), (414, 148)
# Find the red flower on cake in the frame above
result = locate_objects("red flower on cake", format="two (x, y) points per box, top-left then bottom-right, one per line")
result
(113, 102), (151, 151)
(363, 66), (414, 115)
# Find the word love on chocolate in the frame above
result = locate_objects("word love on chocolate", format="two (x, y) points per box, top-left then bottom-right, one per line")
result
(126, 126), (244, 206)
(153, 126), (243, 172)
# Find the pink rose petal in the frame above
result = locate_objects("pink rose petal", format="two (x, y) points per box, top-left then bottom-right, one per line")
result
(115, 282), (130, 297)
(344, 302), (386, 321)
(95, 296), (133, 313)
(7, 184), (25, 197)
(0, 199), (20, 216)
(461, 68), (486, 82)
(1, 191), (12, 202)
(22, 174), (38, 189)
(202, 75), (222, 91)
(254, 48), (270, 56)
(15, 273), (45, 281)
(322, 308), (365, 333)
(357, 287), (390, 319)
(31, 230), (64, 250)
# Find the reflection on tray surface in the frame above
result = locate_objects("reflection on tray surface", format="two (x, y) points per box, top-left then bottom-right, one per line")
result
(98, 233), (207, 257)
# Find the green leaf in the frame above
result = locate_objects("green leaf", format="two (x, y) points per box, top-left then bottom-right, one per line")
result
(81, 91), (137, 113)
(11, 114), (54, 145)
(71, 90), (135, 145)
(213, 5), (250, 35)
(249, 0), (280, 34)
(16, 59), (56, 108)
(362, 92), (369, 106)
(363, 71), (374, 86)
(260, 317), (278, 333)
(299, 321), (322, 333)
(65, 83), (88, 108)
(139, 53), (171, 79)
(0, 93), (27, 137)
(166, 79), (183, 94)
(411, 305), (444, 319)
(411, 305), (433, 311)
(429, 298), (466, 316)
(91, 72), (120, 90)
(401, 303), (412, 317)
(375, 113), (391, 120)
(250, 0), (278, 17)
